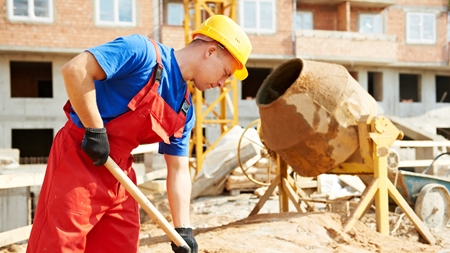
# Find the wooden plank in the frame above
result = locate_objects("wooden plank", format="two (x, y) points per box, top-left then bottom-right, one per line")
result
(389, 116), (442, 141)
(294, 181), (319, 212)
(344, 178), (379, 232)
(199, 177), (227, 197)
(296, 180), (318, 189)
(281, 177), (305, 213)
(0, 163), (164, 189)
(338, 175), (366, 193)
(0, 187), (30, 232)
(0, 173), (44, 189)
(392, 140), (450, 147)
(398, 159), (450, 168)
(0, 149), (20, 162)
(131, 144), (159, 154)
(249, 176), (280, 216)
(136, 169), (167, 185)
(226, 181), (259, 190)
(139, 180), (166, 192)
(0, 165), (163, 189)
(0, 225), (32, 247)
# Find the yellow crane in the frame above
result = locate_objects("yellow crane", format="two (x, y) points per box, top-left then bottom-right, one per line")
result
(183, 0), (240, 178)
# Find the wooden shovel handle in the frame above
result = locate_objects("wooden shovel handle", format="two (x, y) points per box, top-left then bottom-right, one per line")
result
(104, 157), (190, 251)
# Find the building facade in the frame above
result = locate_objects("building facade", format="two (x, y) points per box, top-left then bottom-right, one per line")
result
(0, 0), (449, 161)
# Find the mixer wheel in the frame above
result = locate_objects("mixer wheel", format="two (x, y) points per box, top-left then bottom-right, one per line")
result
(237, 119), (275, 186)
(386, 148), (400, 171)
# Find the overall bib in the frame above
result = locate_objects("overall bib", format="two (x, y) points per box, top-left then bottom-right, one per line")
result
(27, 40), (190, 253)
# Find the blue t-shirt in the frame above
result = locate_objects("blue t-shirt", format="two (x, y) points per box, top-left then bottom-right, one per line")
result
(69, 34), (195, 156)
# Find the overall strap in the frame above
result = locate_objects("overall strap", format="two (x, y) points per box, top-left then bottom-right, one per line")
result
(173, 83), (192, 138)
(128, 39), (163, 111)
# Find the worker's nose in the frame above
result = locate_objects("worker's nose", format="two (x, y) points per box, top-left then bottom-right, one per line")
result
(217, 77), (226, 88)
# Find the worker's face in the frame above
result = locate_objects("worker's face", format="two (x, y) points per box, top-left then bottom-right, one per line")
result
(194, 43), (239, 91)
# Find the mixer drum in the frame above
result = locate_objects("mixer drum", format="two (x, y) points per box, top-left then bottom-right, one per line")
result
(256, 58), (377, 177)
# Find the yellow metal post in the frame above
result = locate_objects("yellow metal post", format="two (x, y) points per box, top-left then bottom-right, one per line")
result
(371, 132), (390, 234)
(342, 116), (436, 244)
(183, 0), (240, 178)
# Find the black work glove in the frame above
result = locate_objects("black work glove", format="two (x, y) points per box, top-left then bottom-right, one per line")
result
(81, 127), (110, 166)
(171, 227), (198, 253)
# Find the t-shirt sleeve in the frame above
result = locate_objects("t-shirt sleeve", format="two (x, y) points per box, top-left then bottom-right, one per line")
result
(86, 34), (155, 80)
(158, 96), (196, 157)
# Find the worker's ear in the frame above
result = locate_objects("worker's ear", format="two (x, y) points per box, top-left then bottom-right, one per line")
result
(205, 44), (218, 58)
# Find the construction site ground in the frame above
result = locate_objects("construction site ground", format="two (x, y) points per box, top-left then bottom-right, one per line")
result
(136, 189), (450, 253)
(2, 189), (450, 253)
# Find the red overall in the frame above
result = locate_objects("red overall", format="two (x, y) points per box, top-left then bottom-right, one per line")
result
(26, 40), (190, 253)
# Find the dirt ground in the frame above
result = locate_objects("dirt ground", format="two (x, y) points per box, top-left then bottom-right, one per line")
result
(137, 191), (450, 253)
(2, 190), (450, 253)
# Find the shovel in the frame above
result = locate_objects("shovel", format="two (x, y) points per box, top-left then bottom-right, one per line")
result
(104, 156), (190, 252)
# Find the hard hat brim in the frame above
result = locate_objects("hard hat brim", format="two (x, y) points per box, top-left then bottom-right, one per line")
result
(234, 66), (248, 81)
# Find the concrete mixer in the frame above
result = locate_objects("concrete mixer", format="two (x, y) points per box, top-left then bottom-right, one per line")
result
(256, 58), (377, 177)
(248, 58), (436, 244)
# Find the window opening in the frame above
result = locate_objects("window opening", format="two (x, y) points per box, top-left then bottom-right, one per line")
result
(437, 128), (450, 140)
(435, 75), (450, 103)
(368, 72), (383, 101)
(242, 68), (272, 100)
(10, 61), (53, 98)
(12, 129), (53, 164)
(399, 73), (421, 102)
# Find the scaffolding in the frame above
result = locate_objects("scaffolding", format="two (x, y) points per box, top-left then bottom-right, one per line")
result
(183, 0), (240, 178)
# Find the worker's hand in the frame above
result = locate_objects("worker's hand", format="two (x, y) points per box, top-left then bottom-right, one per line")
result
(81, 127), (110, 166)
(171, 227), (198, 253)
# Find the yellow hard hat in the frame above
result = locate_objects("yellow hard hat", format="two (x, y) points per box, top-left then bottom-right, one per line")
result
(192, 15), (252, 80)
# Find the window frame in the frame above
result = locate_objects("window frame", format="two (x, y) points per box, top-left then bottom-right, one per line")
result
(7, 0), (53, 23)
(239, 0), (276, 34)
(406, 12), (436, 45)
(295, 11), (313, 31)
(95, 0), (136, 27)
(358, 13), (383, 34)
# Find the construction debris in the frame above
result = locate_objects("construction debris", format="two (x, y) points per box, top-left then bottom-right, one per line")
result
(0, 149), (20, 169)
(226, 157), (276, 195)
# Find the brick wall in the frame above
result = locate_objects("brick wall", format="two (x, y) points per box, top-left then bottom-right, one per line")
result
(397, 0), (448, 6)
(161, 25), (186, 50)
(246, 0), (293, 56)
(295, 30), (398, 62)
(296, 1), (448, 64)
(298, 4), (337, 31)
(0, 0), (154, 49)
(387, 4), (448, 63)
(0, 0), (447, 62)
(337, 2), (350, 31)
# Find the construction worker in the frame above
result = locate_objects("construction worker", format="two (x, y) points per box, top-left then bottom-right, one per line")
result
(26, 15), (252, 253)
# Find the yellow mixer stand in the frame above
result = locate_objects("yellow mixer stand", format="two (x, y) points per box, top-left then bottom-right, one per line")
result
(249, 115), (436, 245)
